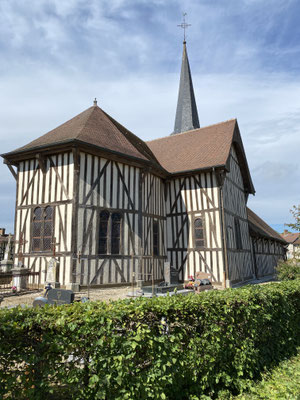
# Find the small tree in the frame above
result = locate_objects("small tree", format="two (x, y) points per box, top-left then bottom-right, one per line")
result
(276, 205), (300, 280)
(285, 204), (300, 233)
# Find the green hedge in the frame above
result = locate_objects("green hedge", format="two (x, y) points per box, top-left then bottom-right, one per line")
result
(1, 281), (300, 400)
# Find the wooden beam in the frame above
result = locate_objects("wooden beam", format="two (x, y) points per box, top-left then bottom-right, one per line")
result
(215, 169), (226, 187)
(35, 153), (46, 174)
(3, 159), (17, 180)
(72, 147), (80, 172)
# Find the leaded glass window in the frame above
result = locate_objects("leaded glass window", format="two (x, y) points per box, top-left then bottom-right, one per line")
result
(32, 206), (53, 252)
(111, 213), (121, 255)
(194, 217), (205, 248)
(98, 211), (122, 255)
(99, 211), (109, 254)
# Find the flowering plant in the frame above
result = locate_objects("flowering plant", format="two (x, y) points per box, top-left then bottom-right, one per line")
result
(12, 286), (17, 293)
(184, 281), (195, 289)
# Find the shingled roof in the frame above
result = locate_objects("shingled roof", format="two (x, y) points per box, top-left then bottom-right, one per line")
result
(2, 104), (160, 167)
(3, 104), (254, 193)
(172, 41), (200, 135)
(147, 118), (255, 193)
(247, 208), (287, 243)
(280, 232), (300, 244)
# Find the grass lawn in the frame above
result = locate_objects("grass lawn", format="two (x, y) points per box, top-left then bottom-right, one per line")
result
(222, 349), (300, 400)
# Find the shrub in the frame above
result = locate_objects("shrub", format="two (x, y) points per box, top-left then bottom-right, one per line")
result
(276, 259), (300, 281)
(0, 280), (300, 400)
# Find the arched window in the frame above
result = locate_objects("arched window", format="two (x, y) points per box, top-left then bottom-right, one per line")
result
(99, 211), (109, 254)
(194, 217), (205, 249)
(111, 213), (122, 254)
(32, 206), (53, 252)
(98, 211), (122, 255)
(32, 207), (43, 251)
(43, 207), (53, 251)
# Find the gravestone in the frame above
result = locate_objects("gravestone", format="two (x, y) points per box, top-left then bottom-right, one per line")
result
(33, 297), (49, 307)
(142, 262), (182, 296)
(12, 267), (30, 292)
(0, 234), (13, 272)
(47, 288), (74, 305)
(4, 234), (12, 260)
(46, 257), (60, 288)
(164, 262), (179, 285)
(194, 271), (213, 293)
(195, 271), (212, 281)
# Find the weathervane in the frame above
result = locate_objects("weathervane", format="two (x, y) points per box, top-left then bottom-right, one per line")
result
(177, 12), (191, 42)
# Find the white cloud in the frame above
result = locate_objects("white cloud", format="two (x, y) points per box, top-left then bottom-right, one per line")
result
(0, 0), (300, 233)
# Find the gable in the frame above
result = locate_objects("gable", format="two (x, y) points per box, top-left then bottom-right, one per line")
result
(147, 119), (255, 194)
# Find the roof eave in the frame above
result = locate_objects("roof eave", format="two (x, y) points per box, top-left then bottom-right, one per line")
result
(1, 139), (167, 177)
(249, 223), (288, 244)
(167, 164), (227, 178)
(227, 121), (255, 195)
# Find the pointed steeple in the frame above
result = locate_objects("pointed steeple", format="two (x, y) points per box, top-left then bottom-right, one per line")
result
(172, 41), (200, 135)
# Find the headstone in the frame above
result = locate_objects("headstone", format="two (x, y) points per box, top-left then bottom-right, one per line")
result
(194, 271), (213, 293)
(0, 259), (13, 272)
(4, 234), (12, 260)
(47, 288), (74, 305)
(33, 297), (49, 307)
(1, 235), (13, 272)
(46, 257), (60, 288)
(12, 268), (30, 291)
(195, 271), (212, 281)
(164, 262), (179, 285)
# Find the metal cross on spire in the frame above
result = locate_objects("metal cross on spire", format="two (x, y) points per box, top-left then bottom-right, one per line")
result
(177, 12), (191, 42)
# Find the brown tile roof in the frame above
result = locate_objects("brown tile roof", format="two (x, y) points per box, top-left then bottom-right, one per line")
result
(2, 105), (254, 193)
(280, 232), (300, 244)
(3, 105), (159, 165)
(247, 208), (287, 243)
(147, 119), (236, 172)
(147, 119), (255, 193)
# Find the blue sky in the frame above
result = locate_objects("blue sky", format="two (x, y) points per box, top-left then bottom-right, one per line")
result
(0, 0), (299, 234)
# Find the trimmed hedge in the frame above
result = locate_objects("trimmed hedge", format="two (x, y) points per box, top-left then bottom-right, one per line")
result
(276, 259), (300, 281)
(0, 281), (300, 400)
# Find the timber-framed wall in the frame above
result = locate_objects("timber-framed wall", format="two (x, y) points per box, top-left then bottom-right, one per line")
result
(72, 151), (166, 288)
(222, 146), (254, 284)
(14, 152), (74, 288)
(165, 170), (224, 285)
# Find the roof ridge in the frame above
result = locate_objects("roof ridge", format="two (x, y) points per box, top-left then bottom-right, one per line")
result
(100, 108), (160, 165)
(147, 118), (237, 143)
(72, 106), (96, 139)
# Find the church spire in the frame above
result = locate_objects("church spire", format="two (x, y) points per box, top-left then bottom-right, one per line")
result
(172, 16), (200, 135)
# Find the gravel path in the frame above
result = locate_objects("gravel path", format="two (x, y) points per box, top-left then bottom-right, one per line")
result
(0, 286), (132, 308)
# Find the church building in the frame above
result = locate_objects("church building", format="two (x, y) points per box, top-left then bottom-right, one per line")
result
(2, 40), (287, 290)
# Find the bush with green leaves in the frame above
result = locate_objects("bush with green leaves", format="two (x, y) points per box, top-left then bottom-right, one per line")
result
(217, 347), (300, 399)
(276, 259), (300, 281)
(1, 280), (300, 400)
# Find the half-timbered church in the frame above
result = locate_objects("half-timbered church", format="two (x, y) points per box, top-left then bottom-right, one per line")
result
(2, 40), (287, 290)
